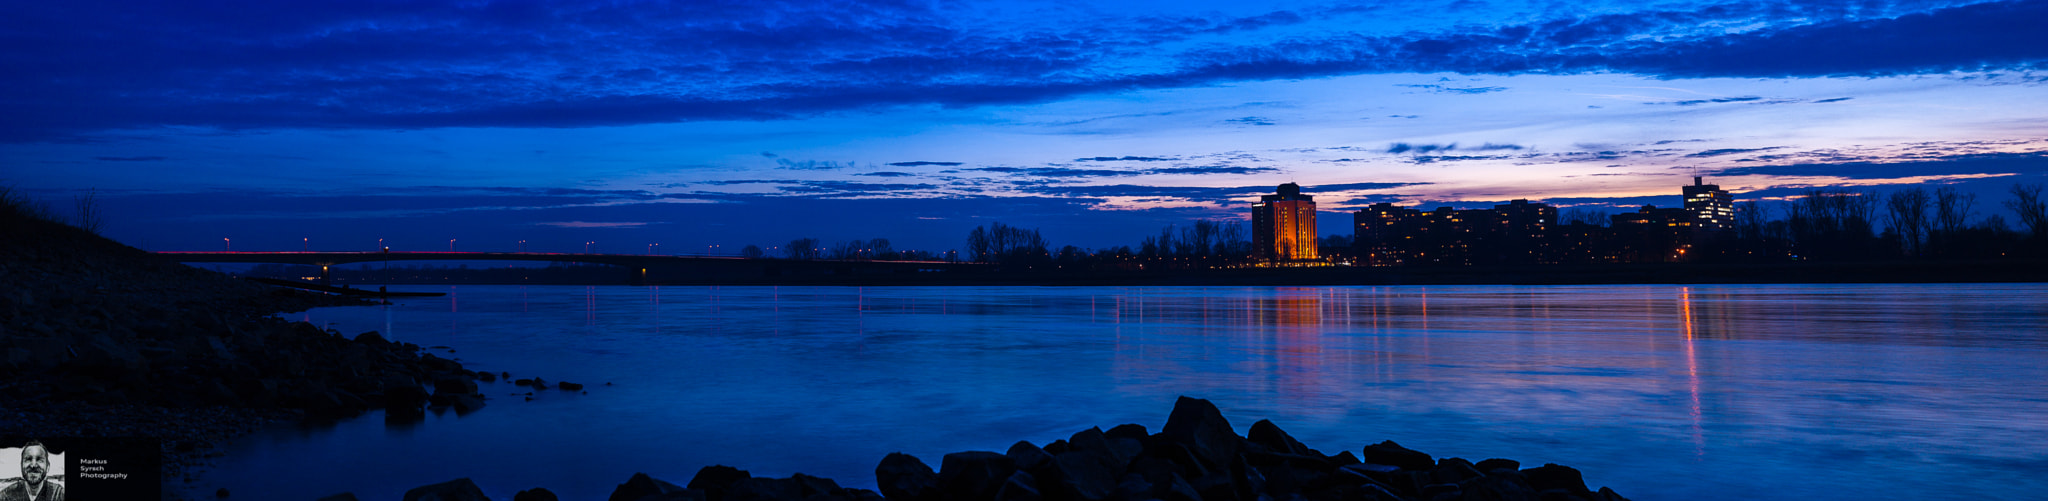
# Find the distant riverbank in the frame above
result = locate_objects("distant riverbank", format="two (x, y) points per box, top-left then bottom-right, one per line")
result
(256, 258), (2048, 286)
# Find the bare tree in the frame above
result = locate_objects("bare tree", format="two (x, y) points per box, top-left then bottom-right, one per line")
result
(741, 244), (763, 259)
(2006, 183), (2047, 238)
(73, 188), (105, 234)
(1735, 201), (1768, 241)
(785, 237), (821, 260)
(1885, 187), (1929, 256)
(1561, 207), (1608, 227)
(1934, 186), (1976, 235)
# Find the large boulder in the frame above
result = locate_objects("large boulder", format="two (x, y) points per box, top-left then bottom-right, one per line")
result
(688, 465), (752, 501)
(434, 375), (478, 396)
(611, 472), (693, 501)
(512, 488), (560, 501)
(875, 453), (939, 501)
(1520, 464), (1593, 497)
(1360, 441), (1435, 471)
(723, 477), (802, 501)
(402, 478), (490, 501)
(1246, 419), (1315, 457)
(1159, 396), (1244, 470)
(1004, 441), (1053, 472)
(1051, 450), (1118, 501)
(937, 451), (1016, 501)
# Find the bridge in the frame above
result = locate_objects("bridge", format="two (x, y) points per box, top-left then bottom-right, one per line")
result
(156, 251), (980, 285)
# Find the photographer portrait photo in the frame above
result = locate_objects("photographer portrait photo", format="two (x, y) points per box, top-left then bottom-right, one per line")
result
(0, 441), (63, 501)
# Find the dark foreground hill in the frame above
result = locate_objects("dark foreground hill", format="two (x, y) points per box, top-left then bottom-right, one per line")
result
(0, 205), (491, 488)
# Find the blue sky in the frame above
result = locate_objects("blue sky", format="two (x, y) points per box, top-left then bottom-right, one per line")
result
(4, 0), (2046, 253)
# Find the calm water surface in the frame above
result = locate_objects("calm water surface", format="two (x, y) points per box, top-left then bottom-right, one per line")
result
(197, 284), (2048, 500)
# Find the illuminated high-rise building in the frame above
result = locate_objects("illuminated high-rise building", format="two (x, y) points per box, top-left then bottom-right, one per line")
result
(1252, 183), (1318, 262)
(1683, 176), (1734, 232)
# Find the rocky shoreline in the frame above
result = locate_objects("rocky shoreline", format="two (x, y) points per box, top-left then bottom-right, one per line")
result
(332, 396), (1627, 501)
(0, 208), (516, 495)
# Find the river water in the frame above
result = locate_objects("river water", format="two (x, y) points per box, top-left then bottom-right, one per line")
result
(197, 284), (2048, 500)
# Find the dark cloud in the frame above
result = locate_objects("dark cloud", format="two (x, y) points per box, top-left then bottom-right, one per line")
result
(1074, 156), (1176, 162)
(1388, 143), (1457, 154)
(1397, 84), (1507, 94)
(1655, 96), (1765, 106)
(5, 1), (2043, 140)
(885, 161), (962, 167)
(1146, 166), (1278, 175)
(1813, 97), (1855, 103)
(969, 167), (1132, 178)
(94, 156), (168, 161)
(1224, 116), (1275, 126)
(858, 171), (918, 177)
(1688, 147), (1786, 158)
(1022, 181), (1425, 202)
(1469, 143), (1525, 151)
(1714, 151), (2048, 179)
(968, 164), (1276, 178)
(776, 159), (854, 170)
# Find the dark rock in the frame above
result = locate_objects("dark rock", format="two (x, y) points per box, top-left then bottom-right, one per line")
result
(515, 378), (534, 387)
(1362, 483), (1406, 501)
(1474, 459), (1521, 474)
(790, 474), (841, 499)
(725, 477), (803, 501)
(844, 489), (885, 501)
(1066, 427), (1137, 471)
(612, 472), (691, 501)
(1227, 456), (1265, 501)
(993, 470), (1041, 501)
(354, 331), (389, 346)
(475, 371), (497, 382)
(1160, 396), (1244, 470)
(513, 488), (561, 501)
(450, 394), (487, 413)
(1152, 472), (1202, 501)
(434, 376), (478, 395)
(1596, 487), (1630, 501)
(689, 465), (753, 501)
(1458, 473), (1536, 501)
(216, 487), (229, 497)
(1005, 441), (1053, 472)
(1361, 440), (1435, 471)
(1520, 464), (1591, 497)
(1111, 473), (1155, 501)
(558, 381), (584, 391)
(875, 453), (939, 501)
(530, 377), (550, 390)
(1337, 463), (1401, 484)
(1422, 483), (1462, 500)
(938, 451), (1016, 501)
(316, 494), (360, 501)
(1104, 423), (1148, 441)
(1431, 458), (1484, 485)
(1052, 450), (1118, 501)
(1247, 419), (1314, 457)
(1041, 440), (1068, 455)
(402, 478), (489, 501)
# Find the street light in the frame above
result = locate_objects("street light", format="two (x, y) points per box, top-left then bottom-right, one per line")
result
(648, 243), (660, 255)
(586, 241), (595, 253)
(223, 238), (230, 251)
(303, 237), (309, 252)
(518, 240), (527, 252)
(377, 238), (384, 251)
(449, 239), (457, 252)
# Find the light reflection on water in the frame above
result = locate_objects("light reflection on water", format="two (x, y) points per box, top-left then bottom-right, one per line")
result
(221, 284), (2048, 501)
